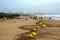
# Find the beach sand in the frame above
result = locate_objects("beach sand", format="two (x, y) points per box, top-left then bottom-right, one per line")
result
(0, 16), (60, 40)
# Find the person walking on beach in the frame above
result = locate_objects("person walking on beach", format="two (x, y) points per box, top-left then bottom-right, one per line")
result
(41, 17), (42, 19)
(49, 17), (52, 20)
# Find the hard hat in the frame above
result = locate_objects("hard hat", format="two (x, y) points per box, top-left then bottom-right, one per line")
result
(32, 32), (37, 36)
(40, 22), (43, 24)
(32, 28), (37, 31)
(36, 26), (40, 29)
(28, 33), (33, 38)
(42, 24), (46, 27)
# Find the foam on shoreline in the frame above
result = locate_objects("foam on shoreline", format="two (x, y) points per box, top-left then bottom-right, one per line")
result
(35, 15), (60, 20)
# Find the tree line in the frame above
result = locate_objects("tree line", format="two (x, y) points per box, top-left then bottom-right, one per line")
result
(0, 12), (20, 19)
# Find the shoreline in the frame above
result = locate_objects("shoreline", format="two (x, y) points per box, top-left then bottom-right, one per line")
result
(35, 15), (60, 20)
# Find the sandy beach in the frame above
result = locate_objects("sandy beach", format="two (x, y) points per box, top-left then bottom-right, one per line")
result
(0, 16), (60, 40)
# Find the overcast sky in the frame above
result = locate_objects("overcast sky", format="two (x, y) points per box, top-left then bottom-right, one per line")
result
(0, 0), (60, 14)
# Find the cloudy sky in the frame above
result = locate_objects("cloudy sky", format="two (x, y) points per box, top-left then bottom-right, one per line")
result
(0, 0), (60, 14)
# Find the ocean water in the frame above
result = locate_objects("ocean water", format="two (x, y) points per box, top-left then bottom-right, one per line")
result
(35, 15), (60, 20)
